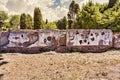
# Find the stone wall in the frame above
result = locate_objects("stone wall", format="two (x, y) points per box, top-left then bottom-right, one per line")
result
(113, 32), (120, 49)
(0, 29), (117, 53)
(65, 29), (113, 52)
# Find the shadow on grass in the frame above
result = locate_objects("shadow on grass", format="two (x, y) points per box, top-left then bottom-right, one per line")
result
(0, 47), (119, 54)
(0, 61), (8, 66)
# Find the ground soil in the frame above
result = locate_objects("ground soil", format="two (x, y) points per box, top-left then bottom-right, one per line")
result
(0, 50), (120, 80)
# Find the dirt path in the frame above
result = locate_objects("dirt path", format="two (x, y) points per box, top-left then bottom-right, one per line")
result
(0, 50), (120, 80)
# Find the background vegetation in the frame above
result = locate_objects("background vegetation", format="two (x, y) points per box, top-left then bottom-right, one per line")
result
(0, 0), (120, 32)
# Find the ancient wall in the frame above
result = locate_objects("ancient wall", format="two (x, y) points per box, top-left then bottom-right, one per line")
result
(67, 29), (112, 46)
(65, 29), (113, 52)
(113, 32), (120, 49)
(0, 29), (117, 53)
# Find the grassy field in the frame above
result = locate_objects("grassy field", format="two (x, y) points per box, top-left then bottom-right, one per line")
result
(0, 50), (120, 80)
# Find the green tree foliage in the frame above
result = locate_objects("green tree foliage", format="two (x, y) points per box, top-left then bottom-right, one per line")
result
(5, 22), (10, 28)
(56, 16), (67, 29)
(107, 9), (120, 32)
(34, 7), (44, 29)
(20, 13), (27, 29)
(2, 22), (11, 31)
(77, 1), (105, 29)
(9, 15), (20, 29)
(44, 22), (57, 29)
(76, 0), (120, 31)
(100, 0), (120, 30)
(0, 11), (8, 28)
(20, 13), (33, 29)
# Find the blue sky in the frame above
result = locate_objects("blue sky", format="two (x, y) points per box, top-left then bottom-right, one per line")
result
(0, 0), (109, 21)
(51, 0), (61, 8)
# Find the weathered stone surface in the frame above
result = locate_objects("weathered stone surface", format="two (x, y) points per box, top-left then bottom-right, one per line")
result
(67, 29), (113, 46)
(66, 29), (113, 52)
(0, 29), (115, 53)
(0, 32), (9, 47)
(71, 46), (111, 53)
(55, 46), (70, 53)
(113, 33), (120, 49)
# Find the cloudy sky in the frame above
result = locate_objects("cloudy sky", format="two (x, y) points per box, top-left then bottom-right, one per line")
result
(0, 0), (109, 21)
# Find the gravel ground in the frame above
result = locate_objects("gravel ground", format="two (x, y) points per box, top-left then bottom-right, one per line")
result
(0, 50), (120, 80)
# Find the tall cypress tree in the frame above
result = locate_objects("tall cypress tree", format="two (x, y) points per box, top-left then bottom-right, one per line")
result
(34, 7), (44, 29)
(20, 13), (27, 29)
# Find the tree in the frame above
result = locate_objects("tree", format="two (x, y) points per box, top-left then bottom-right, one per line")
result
(20, 13), (27, 29)
(76, 0), (120, 32)
(44, 22), (57, 29)
(9, 15), (20, 29)
(76, 1), (102, 29)
(45, 19), (48, 24)
(108, 0), (117, 8)
(62, 16), (68, 29)
(34, 7), (44, 29)
(67, 0), (80, 29)
(101, 0), (120, 30)
(0, 11), (8, 28)
(56, 16), (67, 29)
(26, 14), (33, 29)
(74, 3), (80, 15)
(107, 10), (120, 32)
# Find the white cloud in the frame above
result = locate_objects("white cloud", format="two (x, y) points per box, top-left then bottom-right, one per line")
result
(0, 0), (8, 12)
(92, 0), (109, 4)
(0, 4), (8, 12)
(61, 0), (69, 4)
(0, 0), (8, 4)
(79, 0), (109, 8)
